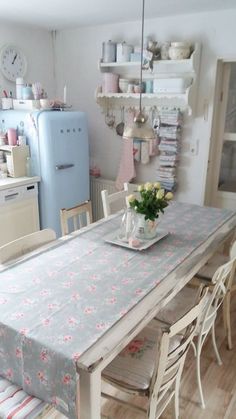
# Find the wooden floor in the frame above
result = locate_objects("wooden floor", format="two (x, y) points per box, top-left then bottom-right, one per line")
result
(101, 293), (236, 419)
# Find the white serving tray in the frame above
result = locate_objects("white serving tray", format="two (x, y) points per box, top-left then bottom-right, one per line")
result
(104, 229), (169, 251)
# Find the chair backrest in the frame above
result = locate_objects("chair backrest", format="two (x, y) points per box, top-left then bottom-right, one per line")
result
(0, 229), (56, 264)
(101, 182), (138, 218)
(199, 255), (236, 337)
(149, 288), (208, 416)
(60, 200), (93, 236)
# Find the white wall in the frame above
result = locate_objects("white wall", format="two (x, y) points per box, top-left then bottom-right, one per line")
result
(0, 22), (55, 99)
(55, 8), (236, 205)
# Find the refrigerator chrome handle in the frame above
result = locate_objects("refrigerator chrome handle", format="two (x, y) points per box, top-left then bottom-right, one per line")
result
(55, 164), (74, 170)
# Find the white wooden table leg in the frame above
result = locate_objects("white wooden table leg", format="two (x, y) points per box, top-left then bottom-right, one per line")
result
(78, 369), (101, 419)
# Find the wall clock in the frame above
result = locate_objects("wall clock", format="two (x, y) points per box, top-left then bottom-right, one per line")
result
(0, 44), (27, 82)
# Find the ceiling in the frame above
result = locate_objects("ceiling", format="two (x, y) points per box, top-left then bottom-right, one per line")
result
(0, 0), (236, 30)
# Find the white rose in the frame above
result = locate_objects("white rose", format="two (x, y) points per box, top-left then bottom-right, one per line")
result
(165, 192), (173, 200)
(138, 184), (144, 192)
(144, 182), (153, 191)
(127, 194), (136, 203)
(154, 182), (161, 189)
(156, 189), (165, 199)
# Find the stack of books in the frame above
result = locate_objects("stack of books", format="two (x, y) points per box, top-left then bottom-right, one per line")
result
(156, 109), (183, 191)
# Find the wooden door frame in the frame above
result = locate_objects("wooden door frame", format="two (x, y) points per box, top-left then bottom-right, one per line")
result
(204, 59), (233, 206)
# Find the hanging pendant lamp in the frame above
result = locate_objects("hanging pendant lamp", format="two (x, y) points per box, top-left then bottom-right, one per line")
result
(123, 0), (155, 141)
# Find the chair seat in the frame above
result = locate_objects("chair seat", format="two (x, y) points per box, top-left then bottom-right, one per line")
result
(102, 319), (182, 393)
(197, 253), (228, 280)
(155, 286), (215, 336)
(0, 376), (51, 419)
(156, 286), (198, 325)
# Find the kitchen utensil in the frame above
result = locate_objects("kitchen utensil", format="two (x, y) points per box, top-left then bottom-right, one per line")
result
(102, 40), (116, 63)
(105, 106), (115, 128)
(116, 107), (125, 136)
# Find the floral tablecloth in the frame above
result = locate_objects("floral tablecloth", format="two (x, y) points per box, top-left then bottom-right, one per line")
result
(0, 202), (235, 418)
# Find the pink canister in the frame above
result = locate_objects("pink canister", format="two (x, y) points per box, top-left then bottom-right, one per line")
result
(102, 73), (119, 93)
(7, 128), (17, 146)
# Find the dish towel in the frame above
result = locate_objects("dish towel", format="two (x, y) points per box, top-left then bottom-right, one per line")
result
(116, 138), (136, 190)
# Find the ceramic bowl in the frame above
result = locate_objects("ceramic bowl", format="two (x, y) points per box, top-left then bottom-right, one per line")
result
(119, 78), (129, 93)
(169, 42), (191, 60)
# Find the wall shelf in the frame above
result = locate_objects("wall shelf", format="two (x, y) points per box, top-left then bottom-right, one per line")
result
(96, 43), (201, 116)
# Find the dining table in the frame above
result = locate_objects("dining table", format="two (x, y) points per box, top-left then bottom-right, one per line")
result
(0, 201), (235, 419)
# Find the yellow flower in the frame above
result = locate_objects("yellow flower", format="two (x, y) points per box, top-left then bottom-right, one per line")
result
(156, 189), (165, 199)
(165, 192), (173, 200)
(144, 182), (153, 191)
(127, 194), (136, 203)
(137, 184), (144, 192)
(154, 182), (161, 189)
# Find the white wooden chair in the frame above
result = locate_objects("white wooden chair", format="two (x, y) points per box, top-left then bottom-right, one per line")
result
(102, 289), (207, 419)
(193, 240), (236, 350)
(155, 255), (236, 409)
(0, 229), (56, 264)
(101, 182), (138, 218)
(60, 200), (92, 236)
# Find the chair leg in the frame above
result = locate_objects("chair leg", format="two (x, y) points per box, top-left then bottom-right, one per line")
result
(190, 340), (197, 357)
(211, 322), (223, 366)
(148, 396), (157, 419)
(174, 375), (181, 419)
(196, 340), (206, 409)
(223, 293), (233, 350)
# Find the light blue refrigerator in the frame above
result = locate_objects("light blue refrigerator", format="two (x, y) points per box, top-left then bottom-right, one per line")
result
(1, 110), (90, 237)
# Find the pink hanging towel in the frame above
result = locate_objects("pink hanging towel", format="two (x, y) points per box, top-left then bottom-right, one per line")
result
(115, 138), (136, 190)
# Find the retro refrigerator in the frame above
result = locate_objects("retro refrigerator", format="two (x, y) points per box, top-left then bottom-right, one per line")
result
(1, 110), (90, 237)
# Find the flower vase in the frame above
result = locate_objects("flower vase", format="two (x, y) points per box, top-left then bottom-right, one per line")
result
(135, 214), (158, 240)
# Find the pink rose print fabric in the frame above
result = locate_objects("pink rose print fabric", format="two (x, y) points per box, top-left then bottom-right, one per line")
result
(0, 202), (234, 418)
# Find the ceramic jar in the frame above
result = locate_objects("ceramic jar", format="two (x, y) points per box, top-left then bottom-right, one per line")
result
(161, 42), (170, 60)
(102, 40), (116, 63)
(119, 78), (129, 93)
(116, 42), (133, 62)
(169, 42), (191, 60)
(102, 73), (119, 93)
(134, 214), (158, 239)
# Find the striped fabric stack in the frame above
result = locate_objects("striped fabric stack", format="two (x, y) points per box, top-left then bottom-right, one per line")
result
(156, 109), (183, 191)
(0, 377), (59, 419)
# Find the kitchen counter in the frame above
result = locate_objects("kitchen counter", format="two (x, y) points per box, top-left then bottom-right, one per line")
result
(0, 176), (40, 191)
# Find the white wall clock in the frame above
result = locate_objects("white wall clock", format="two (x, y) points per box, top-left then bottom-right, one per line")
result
(0, 44), (27, 82)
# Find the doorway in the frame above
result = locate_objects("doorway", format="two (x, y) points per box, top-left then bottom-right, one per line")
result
(205, 60), (236, 210)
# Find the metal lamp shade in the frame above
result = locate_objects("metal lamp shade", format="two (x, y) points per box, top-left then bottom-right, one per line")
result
(123, 110), (156, 140)
(123, 120), (155, 140)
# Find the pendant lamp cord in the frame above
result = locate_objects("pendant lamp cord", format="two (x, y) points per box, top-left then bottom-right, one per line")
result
(139, 0), (145, 113)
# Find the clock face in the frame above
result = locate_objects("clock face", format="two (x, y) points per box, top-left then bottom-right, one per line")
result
(0, 45), (27, 82)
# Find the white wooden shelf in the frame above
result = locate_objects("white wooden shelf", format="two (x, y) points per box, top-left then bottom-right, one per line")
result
(96, 43), (201, 116)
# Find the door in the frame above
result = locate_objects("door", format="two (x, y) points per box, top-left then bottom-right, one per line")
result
(205, 61), (236, 209)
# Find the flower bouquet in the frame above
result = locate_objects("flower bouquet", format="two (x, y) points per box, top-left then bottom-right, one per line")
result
(127, 182), (173, 239)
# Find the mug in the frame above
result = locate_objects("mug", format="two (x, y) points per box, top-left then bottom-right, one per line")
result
(7, 128), (17, 146)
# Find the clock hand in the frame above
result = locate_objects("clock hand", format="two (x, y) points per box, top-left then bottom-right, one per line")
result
(12, 54), (17, 65)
